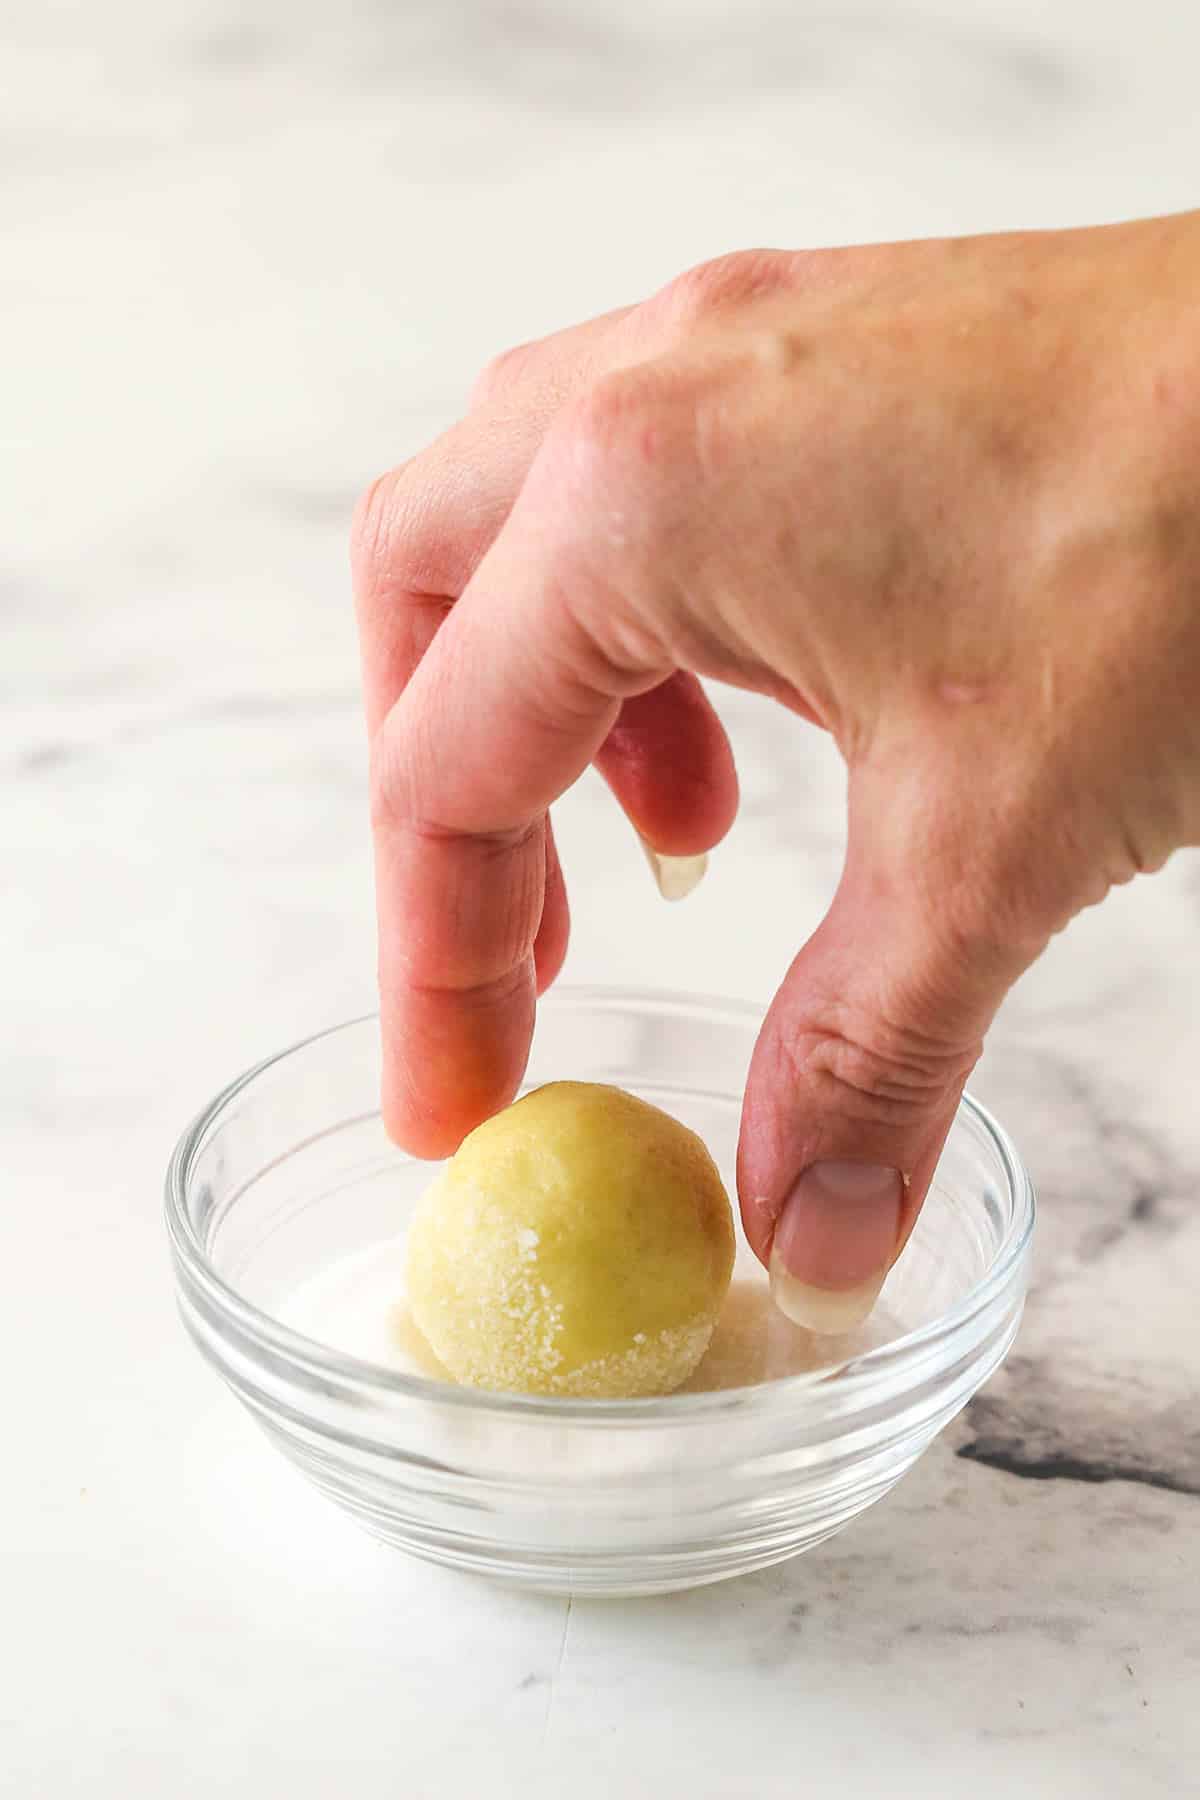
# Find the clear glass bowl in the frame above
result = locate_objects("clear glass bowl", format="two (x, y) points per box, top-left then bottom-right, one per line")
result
(165, 989), (1034, 1596)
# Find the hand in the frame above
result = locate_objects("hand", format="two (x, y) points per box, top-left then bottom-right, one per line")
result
(353, 212), (1200, 1330)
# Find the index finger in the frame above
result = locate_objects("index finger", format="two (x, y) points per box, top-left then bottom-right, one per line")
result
(371, 489), (672, 1156)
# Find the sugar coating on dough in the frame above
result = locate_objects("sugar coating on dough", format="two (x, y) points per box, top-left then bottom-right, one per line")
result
(405, 1082), (735, 1398)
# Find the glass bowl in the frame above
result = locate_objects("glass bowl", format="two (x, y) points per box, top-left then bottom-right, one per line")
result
(165, 988), (1033, 1597)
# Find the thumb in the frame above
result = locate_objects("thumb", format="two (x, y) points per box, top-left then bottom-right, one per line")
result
(737, 768), (1036, 1333)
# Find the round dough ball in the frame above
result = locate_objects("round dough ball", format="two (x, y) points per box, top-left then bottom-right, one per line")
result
(406, 1081), (735, 1398)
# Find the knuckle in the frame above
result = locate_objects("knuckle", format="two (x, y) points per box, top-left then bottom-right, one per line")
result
(660, 248), (793, 330)
(350, 460), (416, 594)
(352, 450), (459, 602)
(572, 364), (661, 442)
(561, 362), (696, 495)
(470, 340), (534, 410)
(407, 825), (545, 992)
(535, 366), (709, 685)
(350, 467), (397, 584)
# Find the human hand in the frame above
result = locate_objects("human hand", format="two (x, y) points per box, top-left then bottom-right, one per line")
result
(353, 212), (1200, 1329)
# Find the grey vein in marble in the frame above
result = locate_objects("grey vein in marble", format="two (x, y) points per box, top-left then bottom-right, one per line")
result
(956, 1040), (1200, 1499)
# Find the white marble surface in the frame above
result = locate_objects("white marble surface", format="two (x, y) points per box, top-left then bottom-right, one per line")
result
(5, 3), (1200, 1794)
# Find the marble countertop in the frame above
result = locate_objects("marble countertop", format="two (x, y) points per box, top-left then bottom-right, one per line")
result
(6, 2), (1199, 1794)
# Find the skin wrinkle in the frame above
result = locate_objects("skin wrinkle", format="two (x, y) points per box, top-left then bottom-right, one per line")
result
(799, 1033), (977, 1117)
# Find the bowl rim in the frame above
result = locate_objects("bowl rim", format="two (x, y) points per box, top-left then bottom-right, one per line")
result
(164, 986), (1035, 1423)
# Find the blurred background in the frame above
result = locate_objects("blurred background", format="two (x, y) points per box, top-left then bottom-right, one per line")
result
(6, 5), (1200, 1792)
(10, 0), (1200, 1123)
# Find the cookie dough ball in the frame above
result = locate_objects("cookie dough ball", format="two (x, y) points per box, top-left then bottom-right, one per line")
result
(406, 1081), (735, 1398)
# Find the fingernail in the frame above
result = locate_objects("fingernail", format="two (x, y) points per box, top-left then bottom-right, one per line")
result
(768, 1163), (905, 1334)
(638, 835), (707, 902)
